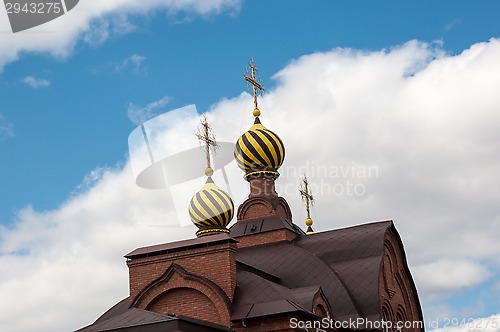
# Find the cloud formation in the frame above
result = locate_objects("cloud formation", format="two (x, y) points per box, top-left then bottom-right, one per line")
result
(116, 54), (147, 75)
(21, 75), (51, 88)
(127, 95), (172, 125)
(413, 259), (492, 293)
(0, 114), (14, 139)
(0, 0), (242, 71)
(2, 39), (500, 331)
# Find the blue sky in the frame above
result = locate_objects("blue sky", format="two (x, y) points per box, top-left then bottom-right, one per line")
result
(1, 1), (500, 331)
(1, 1), (498, 223)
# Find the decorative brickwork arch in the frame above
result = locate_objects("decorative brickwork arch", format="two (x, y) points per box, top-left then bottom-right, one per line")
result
(275, 197), (293, 222)
(382, 299), (395, 321)
(130, 263), (231, 325)
(237, 197), (292, 221)
(237, 197), (272, 220)
(147, 287), (221, 324)
(395, 309), (406, 331)
(381, 304), (392, 332)
(379, 226), (424, 331)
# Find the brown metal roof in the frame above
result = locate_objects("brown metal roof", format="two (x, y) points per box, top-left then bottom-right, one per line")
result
(232, 299), (315, 321)
(93, 297), (129, 324)
(236, 241), (361, 320)
(85, 220), (409, 330)
(75, 299), (233, 332)
(75, 308), (175, 332)
(234, 220), (393, 323)
(296, 220), (392, 319)
(231, 270), (322, 321)
(125, 233), (237, 259)
(295, 220), (391, 264)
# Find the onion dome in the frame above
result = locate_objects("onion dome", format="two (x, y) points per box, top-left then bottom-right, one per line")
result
(236, 58), (285, 180)
(189, 176), (234, 237)
(234, 117), (285, 180)
(189, 117), (234, 237)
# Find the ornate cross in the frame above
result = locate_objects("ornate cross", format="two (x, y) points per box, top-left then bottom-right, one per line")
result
(195, 116), (218, 176)
(299, 175), (314, 220)
(244, 58), (264, 112)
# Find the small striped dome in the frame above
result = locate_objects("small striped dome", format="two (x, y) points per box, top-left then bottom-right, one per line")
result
(188, 177), (234, 236)
(234, 118), (285, 179)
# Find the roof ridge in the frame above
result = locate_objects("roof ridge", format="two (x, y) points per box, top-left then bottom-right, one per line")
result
(307, 220), (393, 235)
(236, 261), (280, 283)
(128, 307), (171, 318)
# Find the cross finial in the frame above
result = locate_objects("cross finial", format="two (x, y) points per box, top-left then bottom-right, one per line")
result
(244, 58), (264, 117)
(195, 116), (218, 177)
(299, 174), (315, 234)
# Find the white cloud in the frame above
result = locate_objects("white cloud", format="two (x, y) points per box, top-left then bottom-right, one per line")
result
(413, 259), (492, 293)
(21, 75), (51, 88)
(431, 314), (500, 332)
(0, 114), (14, 139)
(2, 39), (500, 330)
(0, 164), (198, 332)
(116, 54), (147, 75)
(443, 18), (464, 32)
(127, 95), (171, 125)
(0, 0), (242, 71)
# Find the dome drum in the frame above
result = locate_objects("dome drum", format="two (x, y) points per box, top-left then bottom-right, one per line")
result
(195, 226), (230, 237)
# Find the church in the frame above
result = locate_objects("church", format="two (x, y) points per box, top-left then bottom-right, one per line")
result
(76, 61), (424, 332)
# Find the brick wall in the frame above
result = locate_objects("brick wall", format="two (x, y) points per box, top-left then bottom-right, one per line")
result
(126, 241), (237, 326)
(235, 228), (298, 248)
(127, 242), (236, 303)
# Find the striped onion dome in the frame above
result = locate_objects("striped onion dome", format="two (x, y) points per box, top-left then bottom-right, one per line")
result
(234, 117), (285, 180)
(188, 177), (234, 236)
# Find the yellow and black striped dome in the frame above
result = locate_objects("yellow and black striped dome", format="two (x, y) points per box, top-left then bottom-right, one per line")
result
(234, 118), (285, 180)
(188, 177), (234, 236)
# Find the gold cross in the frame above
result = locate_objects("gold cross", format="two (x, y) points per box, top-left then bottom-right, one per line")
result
(195, 116), (218, 176)
(299, 175), (314, 220)
(244, 58), (264, 112)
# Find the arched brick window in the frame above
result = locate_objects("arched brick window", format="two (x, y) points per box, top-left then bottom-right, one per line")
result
(396, 312), (404, 332)
(314, 304), (328, 318)
(396, 308), (408, 332)
(382, 306), (392, 332)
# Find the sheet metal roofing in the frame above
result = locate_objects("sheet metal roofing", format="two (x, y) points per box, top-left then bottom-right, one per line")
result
(125, 233), (237, 259)
(77, 300), (233, 332)
(78, 220), (398, 331)
(75, 308), (174, 332)
(233, 220), (393, 322)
